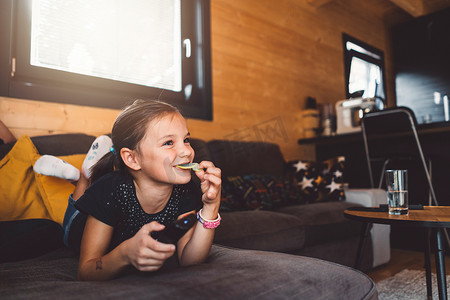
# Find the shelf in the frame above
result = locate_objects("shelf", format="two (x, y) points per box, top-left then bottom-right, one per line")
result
(298, 121), (450, 146)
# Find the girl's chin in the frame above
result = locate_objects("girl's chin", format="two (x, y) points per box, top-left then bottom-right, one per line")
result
(175, 173), (192, 184)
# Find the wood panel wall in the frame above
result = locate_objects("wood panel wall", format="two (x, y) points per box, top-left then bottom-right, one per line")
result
(0, 0), (407, 161)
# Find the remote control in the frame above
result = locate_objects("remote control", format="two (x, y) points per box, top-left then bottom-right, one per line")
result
(151, 213), (197, 244)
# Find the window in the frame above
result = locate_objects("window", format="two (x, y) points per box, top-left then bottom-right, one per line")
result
(343, 33), (386, 106)
(31, 0), (182, 92)
(0, 0), (212, 120)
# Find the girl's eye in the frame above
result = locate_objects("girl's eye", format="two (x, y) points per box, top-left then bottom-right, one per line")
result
(184, 137), (190, 144)
(163, 140), (173, 146)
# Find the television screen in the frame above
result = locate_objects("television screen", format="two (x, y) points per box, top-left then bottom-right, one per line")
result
(393, 8), (450, 125)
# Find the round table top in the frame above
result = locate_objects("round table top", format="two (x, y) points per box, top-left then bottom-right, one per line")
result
(344, 206), (450, 228)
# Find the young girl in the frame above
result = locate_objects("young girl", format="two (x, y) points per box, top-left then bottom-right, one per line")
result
(48, 99), (221, 281)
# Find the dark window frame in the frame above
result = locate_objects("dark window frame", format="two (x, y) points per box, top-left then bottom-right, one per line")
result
(0, 0), (212, 120)
(342, 33), (386, 102)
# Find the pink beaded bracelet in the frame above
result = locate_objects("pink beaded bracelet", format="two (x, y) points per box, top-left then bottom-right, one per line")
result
(197, 209), (221, 229)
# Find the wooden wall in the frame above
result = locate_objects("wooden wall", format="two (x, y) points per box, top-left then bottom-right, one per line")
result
(1, 0), (407, 160)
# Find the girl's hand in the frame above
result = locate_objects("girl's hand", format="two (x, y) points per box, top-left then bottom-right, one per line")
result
(195, 161), (222, 206)
(177, 162), (221, 267)
(123, 222), (176, 272)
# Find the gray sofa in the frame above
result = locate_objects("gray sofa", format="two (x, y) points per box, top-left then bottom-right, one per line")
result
(191, 139), (390, 271)
(0, 244), (377, 299)
(0, 134), (384, 299)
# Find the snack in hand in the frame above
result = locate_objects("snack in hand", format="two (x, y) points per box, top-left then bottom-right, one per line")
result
(176, 162), (202, 172)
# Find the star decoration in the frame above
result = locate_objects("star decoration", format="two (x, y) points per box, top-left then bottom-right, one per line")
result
(333, 170), (343, 178)
(300, 177), (314, 189)
(293, 161), (308, 173)
(326, 180), (342, 192)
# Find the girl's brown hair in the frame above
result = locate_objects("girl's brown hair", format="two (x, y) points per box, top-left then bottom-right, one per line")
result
(90, 99), (180, 183)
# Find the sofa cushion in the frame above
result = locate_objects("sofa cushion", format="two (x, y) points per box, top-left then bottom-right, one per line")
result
(0, 142), (13, 160)
(275, 202), (362, 247)
(0, 219), (63, 263)
(31, 154), (85, 225)
(0, 136), (51, 222)
(207, 140), (286, 177)
(321, 157), (346, 200)
(190, 138), (211, 162)
(286, 156), (345, 203)
(214, 210), (306, 253)
(295, 234), (374, 273)
(32, 134), (96, 156)
(0, 135), (86, 225)
(0, 245), (378, 300)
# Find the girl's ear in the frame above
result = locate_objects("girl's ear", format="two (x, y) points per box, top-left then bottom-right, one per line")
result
(120, 148), (141, 171)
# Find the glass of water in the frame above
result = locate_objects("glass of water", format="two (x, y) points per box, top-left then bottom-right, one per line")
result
(385, 170), (408, 215)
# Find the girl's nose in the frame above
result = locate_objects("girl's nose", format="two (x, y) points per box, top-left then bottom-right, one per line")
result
(178, 143), (194, 158)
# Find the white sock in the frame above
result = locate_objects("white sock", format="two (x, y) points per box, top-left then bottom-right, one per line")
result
(82, 135), (113, 179)
(33, 155), (80, 181)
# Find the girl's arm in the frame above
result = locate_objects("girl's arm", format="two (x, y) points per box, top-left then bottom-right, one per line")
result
(78, 216), (176, 281)
(176, 161), (221, 266)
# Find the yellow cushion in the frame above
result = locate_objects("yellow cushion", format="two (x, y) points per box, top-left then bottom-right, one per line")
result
(0, 135), (85, 226)
(0, 136), (50, 222)
(31, 153), (85, 226)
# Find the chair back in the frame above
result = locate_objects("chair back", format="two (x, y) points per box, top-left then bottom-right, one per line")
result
(362, 107), (417, 136)
(361, 107), (438, 205)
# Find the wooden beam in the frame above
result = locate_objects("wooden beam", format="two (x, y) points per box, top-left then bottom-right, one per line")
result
(389, 0), (450, 17)
(389, 0), (425, 17)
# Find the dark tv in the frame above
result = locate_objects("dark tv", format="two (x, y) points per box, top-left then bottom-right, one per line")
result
(393, 7), (450, 125)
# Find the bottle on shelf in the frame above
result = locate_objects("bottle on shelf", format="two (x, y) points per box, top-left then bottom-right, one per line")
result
(300, 97), (319, 138)
(320, 103), (336, 136)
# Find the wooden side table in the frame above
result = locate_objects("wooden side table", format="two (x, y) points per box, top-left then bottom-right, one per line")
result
(344, 206), (450, 300)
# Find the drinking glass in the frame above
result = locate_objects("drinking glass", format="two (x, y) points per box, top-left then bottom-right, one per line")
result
(385, 170), (408, 215)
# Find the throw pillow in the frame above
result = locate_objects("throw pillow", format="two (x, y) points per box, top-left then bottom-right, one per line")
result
(220, 174), (302, 211)
(258, 174), (305, 207)
(286, 156), (345, 203)
(0, 135), (85, 225)
(286, 160), (324, 203)
(221, 175), (273, 211)
(220, 176), (246, 212)
(31, 153), (85, 226)
(0, 136), (51, 222)
(320, 156), (345, 202)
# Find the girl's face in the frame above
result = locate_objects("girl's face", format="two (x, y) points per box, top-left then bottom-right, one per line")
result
(134, 112), (195, 186)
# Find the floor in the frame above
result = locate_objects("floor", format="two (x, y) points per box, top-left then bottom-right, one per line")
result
(368, 248), (450, 283)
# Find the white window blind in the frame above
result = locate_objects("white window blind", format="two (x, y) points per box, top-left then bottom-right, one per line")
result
(30, 0), (182, 92)
(349, 57), (382, 98)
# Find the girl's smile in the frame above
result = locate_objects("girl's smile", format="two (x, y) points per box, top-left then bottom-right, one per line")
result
(133, 112), (195, 186)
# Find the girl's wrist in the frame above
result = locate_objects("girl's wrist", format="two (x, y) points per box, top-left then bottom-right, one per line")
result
(118, 240), (131, 266)
(197, 208), (221, 229)
(199, 204), (219, 220)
